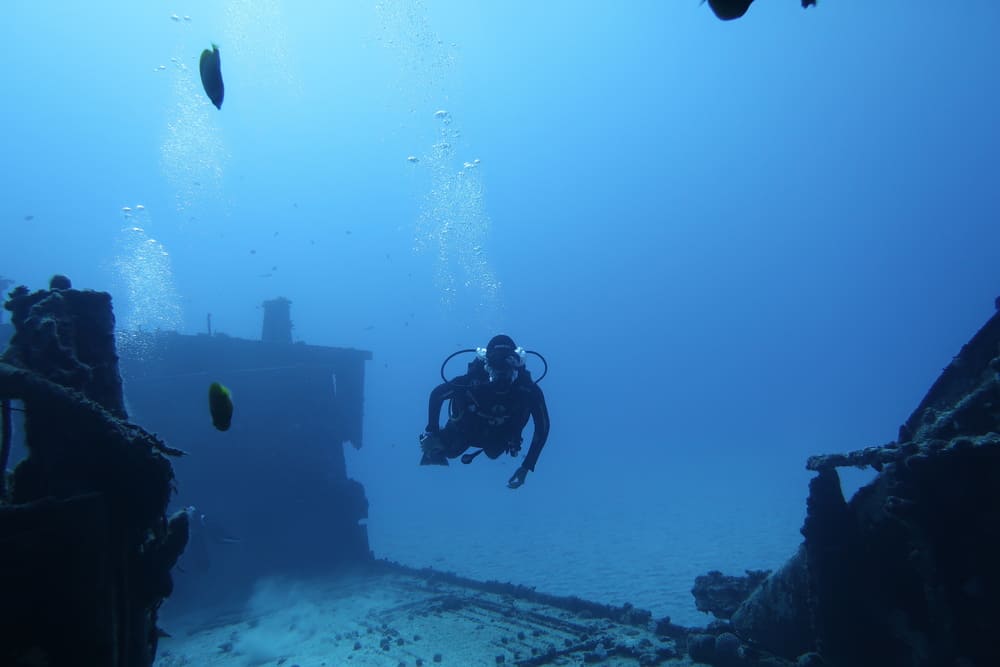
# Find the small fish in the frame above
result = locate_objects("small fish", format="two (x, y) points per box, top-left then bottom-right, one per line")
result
(208, 382), (233, 431)
(199, 44), (225, 110)
(23, 214), (33, 221)
(407, 155), (419, 163)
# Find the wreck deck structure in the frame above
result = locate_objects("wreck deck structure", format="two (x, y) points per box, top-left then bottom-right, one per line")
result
(4, 279), (1000, 667)
(118, 322), (374, 608)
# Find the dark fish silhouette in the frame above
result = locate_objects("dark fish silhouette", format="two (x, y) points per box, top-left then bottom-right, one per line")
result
(208, 381), (233, 431)
(705, 0), (814, 20)
(705, 0), (754, 20)
(199, 44), (224, 109)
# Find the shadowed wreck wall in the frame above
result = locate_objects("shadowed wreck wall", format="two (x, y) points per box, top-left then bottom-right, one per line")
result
(119, 323), (374, 612)
(0, 283), (188, 666)
(0, 281), (373, 666)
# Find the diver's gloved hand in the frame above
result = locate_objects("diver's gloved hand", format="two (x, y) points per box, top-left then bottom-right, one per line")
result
(507, 466), (528, 489)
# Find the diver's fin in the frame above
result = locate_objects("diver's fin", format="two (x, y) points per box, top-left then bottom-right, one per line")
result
(419, 431), (449, 465)
(420, 451), (449, 466)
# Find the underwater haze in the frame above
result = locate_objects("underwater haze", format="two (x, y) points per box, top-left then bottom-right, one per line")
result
(4, 0), (1000, 627)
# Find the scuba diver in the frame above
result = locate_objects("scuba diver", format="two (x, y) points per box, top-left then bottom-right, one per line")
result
(420, 334), (550, 489)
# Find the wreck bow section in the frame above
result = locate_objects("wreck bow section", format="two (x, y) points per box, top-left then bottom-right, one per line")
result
(0, 283), (187, 667)
(722, 307), (1000, 667)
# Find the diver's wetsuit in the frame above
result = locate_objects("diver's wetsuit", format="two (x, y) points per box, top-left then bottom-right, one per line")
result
(426, 360), (550, 471)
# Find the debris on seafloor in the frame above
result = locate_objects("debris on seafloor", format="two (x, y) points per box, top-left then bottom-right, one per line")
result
(155, 560), (687, 667)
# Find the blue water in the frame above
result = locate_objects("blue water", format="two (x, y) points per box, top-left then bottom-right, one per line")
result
(4, 1), (1000, 627)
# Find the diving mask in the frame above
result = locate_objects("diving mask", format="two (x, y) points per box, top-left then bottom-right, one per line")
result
(477, 344), (525, 385)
